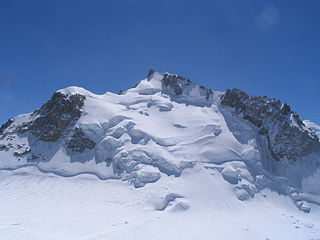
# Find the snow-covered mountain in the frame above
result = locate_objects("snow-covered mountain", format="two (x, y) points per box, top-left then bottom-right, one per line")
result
(1, 70), (320, 240)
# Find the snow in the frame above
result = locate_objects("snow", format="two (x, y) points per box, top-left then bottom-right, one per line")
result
(1, 71), (320, 239)
(57, 86), (95, 97)
(305, 120), (320, 139)
(1, 166), (320, 240)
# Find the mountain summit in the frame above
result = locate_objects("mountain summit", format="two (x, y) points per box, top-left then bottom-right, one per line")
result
(1, 70), (320, 239)
(1, 70), (320, 213)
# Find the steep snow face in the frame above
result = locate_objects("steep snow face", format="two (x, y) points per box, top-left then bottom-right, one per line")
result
(1, 70), (320, 213)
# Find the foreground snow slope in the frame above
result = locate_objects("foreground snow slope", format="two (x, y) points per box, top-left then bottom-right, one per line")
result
(1, 70), (320, 239)
(1, 166), (320, 240)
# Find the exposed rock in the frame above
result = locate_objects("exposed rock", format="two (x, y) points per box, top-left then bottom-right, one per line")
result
(0, 118), (13, 134)
(65, 127), (96, 152)
(0, 144), (9, 151)
(19, 92), (86, 142)
(159, 72), (214, 106)
(147, 69), (155, 81)
(221, 88), (320, 161)
(162, 73), (187, 96)
(13, 148), (31, 157)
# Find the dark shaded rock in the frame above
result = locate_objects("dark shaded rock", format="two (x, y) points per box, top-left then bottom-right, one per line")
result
(160, 72), (214, 107)
(221, 88), (320, 161)
(0, 144), (9, 151)
(147, 69), (155, 81)
(205, 88), (213, 100)
(162, 73), (186, 96)
(13, 148), (31, 157)
(270, 123), (320, 161)
(281, 103), (291, 115)
(65, 127), (96, 152)
(18, 92), (86, 142)
(0, 118), (13, 134)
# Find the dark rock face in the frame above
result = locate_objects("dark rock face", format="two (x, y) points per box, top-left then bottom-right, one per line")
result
(0, 90), (88, 161)
(65, 127), (96, 152)
(0, 119), (14, 135)
(162, 73), (213, 99)
(271, 123), (320, 160)
(159, 73), (214, 106)
(147, 69), (155, 81)
(19, 92), (86, 142)
(221, 88), (320, 161)
(162, 73), (189, 96)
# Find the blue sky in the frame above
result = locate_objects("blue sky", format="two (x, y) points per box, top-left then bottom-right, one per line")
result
(0, 0), (319, 124)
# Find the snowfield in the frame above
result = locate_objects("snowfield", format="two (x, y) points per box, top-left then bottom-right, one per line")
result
(1, 166), (320, 240)
(1, 70), (320, 239)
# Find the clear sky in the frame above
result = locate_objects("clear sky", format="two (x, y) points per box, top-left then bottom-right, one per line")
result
(0, 0), (319, 124)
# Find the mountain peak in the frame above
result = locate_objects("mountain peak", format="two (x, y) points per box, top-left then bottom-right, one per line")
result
(57, 86), (93, 97)
(1, 70), (320, 215)
(133, 70), (217, 107)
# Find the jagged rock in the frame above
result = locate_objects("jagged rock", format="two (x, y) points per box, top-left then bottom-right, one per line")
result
(19, 92), (86, 142)
(158, 72), (214, 106)
(65, 127), (96, 152)
(221, 88), (320, 161)
(162, 73), (187, 96)
(0, 118), (13, 134)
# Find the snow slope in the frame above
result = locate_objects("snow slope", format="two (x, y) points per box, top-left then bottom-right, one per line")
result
(1, 167), (320, 240)
(1, 70), (320, 239)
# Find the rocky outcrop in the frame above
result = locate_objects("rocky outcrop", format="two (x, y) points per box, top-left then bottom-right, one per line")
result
(221, 88), (320, 161)
(162, 73), (190, 96)
(65, 127), (96, 152)
(162, 72), (213, 100)
(19, 92), (86, 142)
(152, 71), (214, 107)
(0, 118), (13, 135)
(0, 90), (86, 164)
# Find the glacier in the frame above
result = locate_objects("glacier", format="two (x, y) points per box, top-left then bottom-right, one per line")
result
(1, 70), (320, 240)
